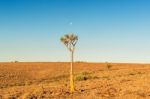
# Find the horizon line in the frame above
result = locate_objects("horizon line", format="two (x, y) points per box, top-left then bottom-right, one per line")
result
(0, 61), (150, 65)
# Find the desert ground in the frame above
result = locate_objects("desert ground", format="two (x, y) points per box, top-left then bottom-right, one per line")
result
(0, 62), (150, 99)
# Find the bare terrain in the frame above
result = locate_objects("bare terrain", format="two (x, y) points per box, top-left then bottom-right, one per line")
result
(0, 62), (150, 99)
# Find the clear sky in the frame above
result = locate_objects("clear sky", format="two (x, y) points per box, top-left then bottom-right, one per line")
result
(0, 0), (150, 63)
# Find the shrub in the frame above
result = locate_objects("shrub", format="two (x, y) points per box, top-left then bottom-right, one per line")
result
(74, 72), (91, 81)
(14, 61), (19, 63)
(128, 72), (136, 76)
(106, 64), (112, 70)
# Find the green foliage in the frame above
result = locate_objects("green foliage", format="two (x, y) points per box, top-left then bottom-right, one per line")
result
(74, 72), (91, 81)
(14, 61), (19, 63)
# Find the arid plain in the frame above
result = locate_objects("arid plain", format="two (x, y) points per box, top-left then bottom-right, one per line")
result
(0, 62), (150, 99)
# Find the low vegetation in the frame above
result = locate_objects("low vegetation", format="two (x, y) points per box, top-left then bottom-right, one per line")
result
(106, 63), (112, 70)
(0, 62), (150, 98)
(74, 72), (91, 81)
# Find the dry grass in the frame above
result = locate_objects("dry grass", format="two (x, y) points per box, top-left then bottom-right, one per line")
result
(0, 62), (150, 99)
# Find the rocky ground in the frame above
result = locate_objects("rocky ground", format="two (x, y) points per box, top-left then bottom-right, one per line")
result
(0, 62), (150, 99)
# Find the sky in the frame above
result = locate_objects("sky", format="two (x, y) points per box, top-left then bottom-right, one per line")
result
(0, 0), (150, 63)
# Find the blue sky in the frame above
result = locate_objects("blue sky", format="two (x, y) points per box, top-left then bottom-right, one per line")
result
(0, 0), (150, 63)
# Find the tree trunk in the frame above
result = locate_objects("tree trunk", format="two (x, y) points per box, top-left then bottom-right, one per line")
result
(70, 50), (74, 93)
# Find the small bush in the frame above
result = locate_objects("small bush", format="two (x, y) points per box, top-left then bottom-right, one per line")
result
(74, 72), (91, 81)
(128, 73), (136, 76)
(14, 61), (19, 63)
(106, 64), (112, 70)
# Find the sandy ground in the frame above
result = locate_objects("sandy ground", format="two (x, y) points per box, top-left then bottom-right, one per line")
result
(0, 62), (150, 99)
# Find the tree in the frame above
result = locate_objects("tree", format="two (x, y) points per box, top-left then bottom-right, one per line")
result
(60, 33), (78, 93)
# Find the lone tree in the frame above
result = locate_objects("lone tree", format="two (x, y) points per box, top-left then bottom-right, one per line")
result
(60, 33), (78, 93)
